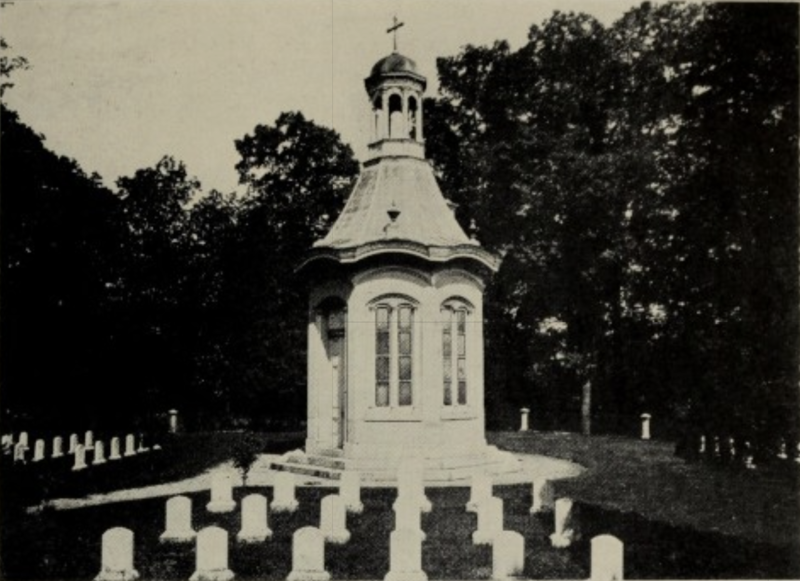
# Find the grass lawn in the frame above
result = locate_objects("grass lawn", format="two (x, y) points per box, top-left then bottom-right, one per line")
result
(2, 430), (799, 579)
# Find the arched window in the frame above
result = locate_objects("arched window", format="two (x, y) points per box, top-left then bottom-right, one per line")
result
(388, 93), (403, 139)
(372, 297), (416, 407)
(373, 95), (383, 140)
(408, 96), (418, 140)
(441, 300), (472, 406)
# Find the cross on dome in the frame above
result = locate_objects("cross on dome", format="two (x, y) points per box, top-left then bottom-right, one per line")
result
(386, 16), (404, 53)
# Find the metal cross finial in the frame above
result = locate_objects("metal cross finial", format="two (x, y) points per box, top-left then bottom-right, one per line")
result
(387, 16), (404, 53)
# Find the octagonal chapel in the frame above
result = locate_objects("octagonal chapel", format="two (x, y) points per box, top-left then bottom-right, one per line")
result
(295, 49), (516, 481)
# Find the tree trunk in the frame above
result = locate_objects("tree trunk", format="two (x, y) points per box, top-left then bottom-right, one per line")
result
(581, 380), (592, 436)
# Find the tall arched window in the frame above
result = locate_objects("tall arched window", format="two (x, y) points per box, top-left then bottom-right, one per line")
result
(388, 93), (403, 139)
(442, 299), (472, 406)
(408, 96), (418, 140)
(373, 297), (416, 407)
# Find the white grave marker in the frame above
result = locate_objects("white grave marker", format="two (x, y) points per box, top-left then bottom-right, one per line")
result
(69, 433), (79, 454)
(160, 496), (196, 543)
(590, 534), (624, 581)
(52, 436), (64, 458)
(339, 471), (363, 514)
(287, 526), (330, 581)
(189, 526), (234, 581)
(73, 444), (88, 471)
(85, 430), (95, 451)
(472, 496), (503, 545)
(13, 442), (26, 463)
(109, 437), (122, 460)
(33, 439), (45, 462)
(393, 458), (431, 513)
(124, 434), (137, 457)
(94, 527), (139, 581)
(206, 472), (236, 513)
(272, 471), (299, 513)
(640, 413), (651, 440)
(238, 493), (272, 543)
(492, 530), (525, 580)
(519, 407), (530, 432)
(530, 478), (553, 514)
(467, 472), (492, 513)
(320, 494), (350, 544)
(137, 434), (149, 453)
(550, 498), (577, 548)
(385, 529), (427, 581)
(93, 440), (107, 465)
(18, 431), (29, 450)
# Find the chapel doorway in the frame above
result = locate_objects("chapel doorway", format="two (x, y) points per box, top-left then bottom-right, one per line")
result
(325, 305), (347, 449)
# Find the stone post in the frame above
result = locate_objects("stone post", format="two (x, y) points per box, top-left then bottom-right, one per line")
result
(169, 409), (179, 434)
(519, 408), (530, 432)
(640, 413), (651, 440)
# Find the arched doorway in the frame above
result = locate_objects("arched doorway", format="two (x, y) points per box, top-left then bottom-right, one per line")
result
(319, 297), (347, 449)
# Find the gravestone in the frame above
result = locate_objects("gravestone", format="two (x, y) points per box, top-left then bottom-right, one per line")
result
(777, 439), (788, 460)
(93, 441), (107, 465)
(319, 494), (350, 544)
(18, 431), (29, 450)
(590, 534), (624, 581)
(110, 437), (122, 460)
(394, 493), (426, 540)
(287, 526), (330, 581)
(550, 498), (577, 548)
(339, 471), (363, 513)
(189, 526), (234, 581)
(698, 435), (706, 455)
(206, 472), (236, 513)
(467, 472), (492, 513)
(519, 408), (530, 432)
(393, 458), (431, 513)
(85, 430), (95, 451)
(160, 496), (196, 543)
(272, 471), (299, 513)
(52, 436), (64, 458)
(124, 434), (137, 457)
(169, 409), (179, 434)
(238, 493), (272, 543)
(137, 434), (149, 453)
(385, 529), (427, 581)
(69, 433), (79, 454)
(73, 444), (88, 471)
(472, 496), (503, 545)
(33, 439), (45, 462)
(13, 442), (26, 463)
(492, 530), (524, 580)
(639, 413), (651, 440)
(727, 437), (737, 460)
(743, 441), (756, 469)
(530, 478), (553, 513)
(94, 527), (139, 581)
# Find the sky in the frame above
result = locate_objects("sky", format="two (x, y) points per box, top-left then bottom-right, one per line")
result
(2, 0), (637, 195)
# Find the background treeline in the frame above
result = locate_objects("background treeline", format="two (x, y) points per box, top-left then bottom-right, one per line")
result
(1, 3), (797, 448)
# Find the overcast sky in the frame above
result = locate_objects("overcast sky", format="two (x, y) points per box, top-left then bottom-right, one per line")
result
(3, 0), (636, 194)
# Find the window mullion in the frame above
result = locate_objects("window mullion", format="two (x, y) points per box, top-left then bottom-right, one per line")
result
(390, 307), (398, 407)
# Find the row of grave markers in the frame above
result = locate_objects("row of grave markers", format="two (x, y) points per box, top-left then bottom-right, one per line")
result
(696, 435), (800, 468)
(4, 431), (159, 468)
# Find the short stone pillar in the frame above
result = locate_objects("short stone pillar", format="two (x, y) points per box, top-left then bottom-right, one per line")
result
(72, 444), (88, 471)
(530, 478), (554, 514)
(13, 442), (26, 463)
(472, 496), (503, 545)
(698, 435), (706, 455)
(272, 471), (299, 513)
(206, 472), (236, 513)
(549, 498), (577, 548)
(94, 527), (139, 581)
(109, 437), (122, 460)
(287, 526), (330, 581)
(519, 407), (530, 432)
(394, 493), (426, 540)
(466, 472), (492, 513)
(590, 534), (624, 581)
(393, 457), (431, 513)
(124, 434), (137, 457)
(320, 494), (350, 544)
(93, 440), (107, 465)
(18, 431), (29, 450)
(639, 414), (651, 440)
(385, 529), (427, 581)
(339, 471), (363, 514)
(238, 493), (272, 543)
(52, 436), (64, 458)
(190, 526), (234, 581)
(33, 439), (45, 462)
(492, 530), (525, 580)
(85, 430), (95, 451)
(160, 495), (196, 543)
(69, 433), (79, 454)
(1, 433), (12, 451)
(169, 409), (179, 434)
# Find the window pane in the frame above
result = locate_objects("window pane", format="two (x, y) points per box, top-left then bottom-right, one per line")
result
(457, 358), (466, 380)
(442, 328), (451, 357)
(399, 381), (412, 406)
(399, 331), (412, 354)
(376, 331), (390, 354)
(376, 383), (389, 407)
(457, 309), (466, 332)
(377, 307), (390, 329)
(399, 356), (412, 380)
(443, 357), (452, 380)
(444, 381), (452, 406)
(458, 381), (467, 405)
(457, 334), (466, 357)
(399, 306), (413, 329)
(376, 356), (390, 381)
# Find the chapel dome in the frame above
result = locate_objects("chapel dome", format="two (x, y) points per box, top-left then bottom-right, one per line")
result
(366, 52), (427, 93)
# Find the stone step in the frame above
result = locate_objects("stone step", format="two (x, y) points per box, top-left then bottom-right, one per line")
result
(269, 459), (344, 481)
